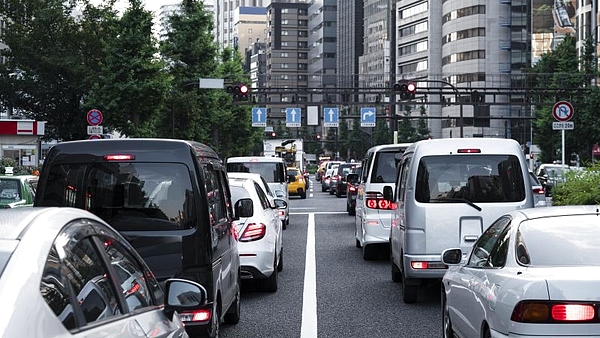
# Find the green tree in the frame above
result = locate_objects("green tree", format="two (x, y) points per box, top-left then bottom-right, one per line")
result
(373, 119), (391, 145)
(0, 0), (119, 141)
(86, 0), (170, 138)
(529, 35), (600, 164)
(337, 118), (349, 160)
(416, 105), (431, 140)
(397, 104), (417, 143)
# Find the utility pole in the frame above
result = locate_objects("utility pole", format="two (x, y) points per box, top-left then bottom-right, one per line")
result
(389, 0), (397, 138)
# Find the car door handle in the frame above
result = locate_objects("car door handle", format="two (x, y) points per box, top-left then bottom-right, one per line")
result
(464, 235), (478, 242)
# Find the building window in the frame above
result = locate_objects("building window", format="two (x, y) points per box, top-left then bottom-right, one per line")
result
(442, 28), (486, 44)
(442, 5), (486, 24)
(442, 50), (486, 65)
(400, 2), (428, 19)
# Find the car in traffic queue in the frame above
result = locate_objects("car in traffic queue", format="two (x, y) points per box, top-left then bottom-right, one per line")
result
(333, 162), (359, 198)
(321, 165), (340, 192)
(228, 172), (290, 229)
(529, 170), (547, 207)
(346, 167), (362, 215)
(0, 207), (207, 338)
(34, 139), (241, 337)
(0, 174), (38, 208)
(287, 166), (307, 199)
(442, 205), (600, 338)
(316, 161), (328, 182)
(229, 176), (284, 292)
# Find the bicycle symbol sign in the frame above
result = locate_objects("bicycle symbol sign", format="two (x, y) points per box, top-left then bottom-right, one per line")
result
(552, 101), (574, 122)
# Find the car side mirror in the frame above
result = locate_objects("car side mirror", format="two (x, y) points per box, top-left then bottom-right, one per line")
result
(163, 278), (207, 319)
(347, 173), (358, 184)
(234, 198), (253, 218)
(274, 198), (287, 209)
(441, 248), (463, 265)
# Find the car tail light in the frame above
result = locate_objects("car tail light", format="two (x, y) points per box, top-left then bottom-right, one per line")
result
(104, 154), (135, 161)
(511, 301), (599, 323)
(533, 187), (545, 195)
(239, 223), (266, 242)
(278, 210), (285, 217)
(179, 308), (212, 323)
(365, 192), (395, 210)
(348, 186), (357, 192)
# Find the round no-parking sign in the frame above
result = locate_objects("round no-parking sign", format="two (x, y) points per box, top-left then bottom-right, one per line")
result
(87, 109), (103, 126)
(552, 101), (574, 122)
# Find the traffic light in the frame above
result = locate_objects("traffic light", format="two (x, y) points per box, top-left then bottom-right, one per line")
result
(393, 80), (416, 100)
(315, 133), (321, 140)
(226, 83), (250, 101)
(270, 131), (277, 139)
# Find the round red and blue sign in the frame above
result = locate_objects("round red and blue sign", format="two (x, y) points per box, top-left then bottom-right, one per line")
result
(87, 109), (103, 126)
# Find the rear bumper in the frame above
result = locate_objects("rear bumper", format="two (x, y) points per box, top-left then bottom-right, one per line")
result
(403, 254), (448, 280)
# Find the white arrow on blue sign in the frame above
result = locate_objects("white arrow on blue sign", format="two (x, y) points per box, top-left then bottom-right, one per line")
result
(361, 107), (376, 127)
(286, 108), (301, 127)
(252, 108), (267, 127)
(323, 107), (339, 127)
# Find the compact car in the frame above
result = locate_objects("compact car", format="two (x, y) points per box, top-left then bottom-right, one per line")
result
(229, 176), (284, 292)
(442, 205), (600, 338)
(287, 166), (307, 199)
(0, 207), (208, 338)
(321, 165), (339, 192)
(0, 174), (38, 208)
(333, 162), (359, 198)
(228, 172), (290, 229)
(528, 170), (547, 207)
(346, 167), (362, 215)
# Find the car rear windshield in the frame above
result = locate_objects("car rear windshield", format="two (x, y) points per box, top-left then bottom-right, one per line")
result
(415, 154), (526, 203)
(38, 163), (195, 231)
(370, 152), (400, 183)
(518, 216), (600, 266)
(227, 162), (285, 183)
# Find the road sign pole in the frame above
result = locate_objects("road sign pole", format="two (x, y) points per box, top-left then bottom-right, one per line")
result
(562, 129), (565, 167)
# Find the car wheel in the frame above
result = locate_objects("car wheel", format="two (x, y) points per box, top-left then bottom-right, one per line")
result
(261, 256), (278, 292)
(442, 289), (454, 338)
(224, 275), (241, 324)
(301, 190), (306, 199)
(282, 220), (287, 230)
(321, 185), (326, 192)
(362, 244), (377, 260)
(391, 261), (402, 283)
(277, 248), (284, 272)
(402, 272), (419, 304)
(483, 327), (492, 338)
(329, 188), (334, 195)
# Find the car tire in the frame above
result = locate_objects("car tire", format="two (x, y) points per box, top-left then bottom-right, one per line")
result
(346, 202), (350, 212)
(277, 248), (284, 272)
(282, 220), (287, 230)
(349, 208), (355, 216)
(362, 244), (377, 260)
(321, 185), (326, 192)
(402, 275), (418, 304)
(336, 190), (341, 198)
(329, 188), (334, 195)
(209, 302), (221, 338)
(442, 289), (454, 338)
(261, 256), (278, 292)
(391, 261), (402, 283)
(224, 275), (241, 324)
(301, 190), (306, 199)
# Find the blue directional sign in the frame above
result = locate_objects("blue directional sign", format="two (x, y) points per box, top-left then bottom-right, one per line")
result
(252, 107), (267, 127)
(323, 107), (339, 127)
(361, 107), (376, 127)
(286, 108), (301, 127)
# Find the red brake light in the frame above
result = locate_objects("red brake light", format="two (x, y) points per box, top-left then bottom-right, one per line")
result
(411, 261), (428, 269)
(512, 301), (598, 323)
(239, 223), (266, 242)
(533, 187), (545, 195)
(365, 193), (396, 210)
(104, 154), (135, 161)
(348, 186), (357, 192)
(457, 149), (481, 153)
(179, 308), (212, 323)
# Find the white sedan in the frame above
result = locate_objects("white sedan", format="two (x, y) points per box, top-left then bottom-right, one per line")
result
(441, 205), (600, 338)
(229, 176), (284, 292)
(0, 207), (206, 338)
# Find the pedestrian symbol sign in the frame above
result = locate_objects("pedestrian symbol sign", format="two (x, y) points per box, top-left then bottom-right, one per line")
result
(323, 107), (339, 127)
(361, 107), (376, 127)
(252, 108), (267, 127)
(286, 108), (301, 127)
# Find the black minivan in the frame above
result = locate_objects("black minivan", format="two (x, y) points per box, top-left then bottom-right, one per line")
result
(34, 138), (240, 337)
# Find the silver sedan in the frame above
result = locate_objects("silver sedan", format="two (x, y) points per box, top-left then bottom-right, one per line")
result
(0, 207), (207, 338)
(442, 205), (600, 338)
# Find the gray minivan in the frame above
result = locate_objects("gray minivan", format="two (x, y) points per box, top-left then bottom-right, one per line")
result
(385, 138), (533, 303)
(34, 138), (240, 337)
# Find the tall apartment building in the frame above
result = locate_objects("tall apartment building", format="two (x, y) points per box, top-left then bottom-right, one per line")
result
(307, 0), (337, 103)
(233, 7), (269, 56)
(215, 0), (272, 48)
(265, 1), (310, 113)
(336, 0), (364, 102)
(393, 0), (530, 141)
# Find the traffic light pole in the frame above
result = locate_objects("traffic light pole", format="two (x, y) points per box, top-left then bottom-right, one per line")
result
(389, 1), (397, 137)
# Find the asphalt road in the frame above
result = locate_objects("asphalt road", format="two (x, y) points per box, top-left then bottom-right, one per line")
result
(220, 178), (441, 338)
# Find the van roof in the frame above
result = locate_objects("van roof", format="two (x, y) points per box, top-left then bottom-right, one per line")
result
(48, 138), (223, 165)
(406, 138), (522, 155)
(366, 143), (412, 153)
(227, 156), (285, 163)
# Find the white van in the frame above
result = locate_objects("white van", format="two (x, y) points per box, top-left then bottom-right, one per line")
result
(354, 143), (411, 260)
(386, 138), (534, 303)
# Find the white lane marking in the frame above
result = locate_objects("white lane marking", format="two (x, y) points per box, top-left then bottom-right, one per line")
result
(300, 213), (317, 338)
(291, 211), (347, 215)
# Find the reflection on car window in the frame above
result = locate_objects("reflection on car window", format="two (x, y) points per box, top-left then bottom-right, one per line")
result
(41, 235), (120, 330)
(371, 152), (399, 183)
(467, 216), (511, 268)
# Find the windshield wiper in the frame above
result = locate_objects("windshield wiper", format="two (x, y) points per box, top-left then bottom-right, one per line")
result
(430, 197), (482, 211)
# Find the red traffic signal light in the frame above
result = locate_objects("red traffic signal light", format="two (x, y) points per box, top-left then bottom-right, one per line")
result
(394, 80), (416, 100)
(315, 133), (321, 140)
(227, 82), (250, 101)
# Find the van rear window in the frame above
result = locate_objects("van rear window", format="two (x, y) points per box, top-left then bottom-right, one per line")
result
(415, 155), (526, 203)
(227, 162), (285, 183)
(370, 152), (400, 183)
(39, 163), (195, 230)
